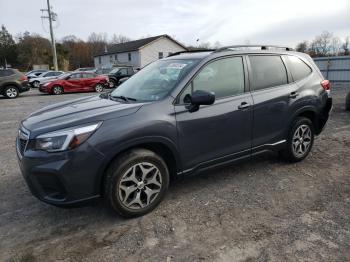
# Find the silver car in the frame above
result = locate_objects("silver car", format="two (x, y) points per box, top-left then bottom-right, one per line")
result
(29, 71), (65, 88)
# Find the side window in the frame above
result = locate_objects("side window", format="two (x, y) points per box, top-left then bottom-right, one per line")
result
(249, 55), (288, 91)
(54, 72), (62, 76)
(0, 69), (14, 77)
(70, 73), (81, 79)
(179, 57), (245, 103)
(285, 55), (312, 81)
(120, 68), (128, 75)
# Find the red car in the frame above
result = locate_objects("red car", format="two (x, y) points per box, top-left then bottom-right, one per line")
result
(39, 72), (108, 95)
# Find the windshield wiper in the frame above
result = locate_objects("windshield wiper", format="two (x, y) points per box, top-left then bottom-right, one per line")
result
(110, 94), (137, 103)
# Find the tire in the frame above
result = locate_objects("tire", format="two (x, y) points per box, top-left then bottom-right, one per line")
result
(52, 85), (63, 95)
(95, 83), (104, 93)
(32, 81), (40, 88)
(3, 86), (19, 99)
(104, 148), (170, 217)
(108, 80), (117, 88)
(280, 117), (314, 162)
(346, 91), (350, 111)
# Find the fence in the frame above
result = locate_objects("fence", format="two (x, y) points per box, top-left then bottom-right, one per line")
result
(313, 56), (350, 84)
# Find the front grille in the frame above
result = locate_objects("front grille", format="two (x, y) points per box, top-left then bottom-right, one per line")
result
(17, 127), (30, 158)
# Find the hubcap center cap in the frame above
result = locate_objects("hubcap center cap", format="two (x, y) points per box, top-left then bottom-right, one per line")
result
(137, 181), (145, 189)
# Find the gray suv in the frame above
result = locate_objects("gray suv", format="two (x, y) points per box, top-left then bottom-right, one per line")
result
(16, 46), (332, 217)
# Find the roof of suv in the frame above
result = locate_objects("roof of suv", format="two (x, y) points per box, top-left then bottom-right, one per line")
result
(164, 45), (307, 60)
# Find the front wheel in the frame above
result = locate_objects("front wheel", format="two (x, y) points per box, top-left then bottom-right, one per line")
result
(95, 83), (104, 93)
(104, 149), (169, 217)
(52, 85), (63, 95)
(280, 117), (314, 162)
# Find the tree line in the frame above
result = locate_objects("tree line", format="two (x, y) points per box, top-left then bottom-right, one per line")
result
(0, 25), (131, 71)
(295, 31), (349, 57)
(0, 24), (349, 71)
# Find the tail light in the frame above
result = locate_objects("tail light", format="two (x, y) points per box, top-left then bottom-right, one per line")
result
(321, 80), (331, 91)
(20, 75), (27, 81)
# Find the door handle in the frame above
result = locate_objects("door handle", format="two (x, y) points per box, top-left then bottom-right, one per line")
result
(238, 102), (250, 110)
(289, 91), (299, 98)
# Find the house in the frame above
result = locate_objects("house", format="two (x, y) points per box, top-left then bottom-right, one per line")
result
(94, 34), (187, 69)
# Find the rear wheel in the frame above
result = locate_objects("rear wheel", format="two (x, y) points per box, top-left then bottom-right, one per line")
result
(104, 149), (169, 217)
(4, 86), (19, 99)
(280, 117), (314, 162)
(32, 81), (40, 88)
(95, 83), (104, 93)
(52, 85), (63, 95)
(108, 80), (117, 88)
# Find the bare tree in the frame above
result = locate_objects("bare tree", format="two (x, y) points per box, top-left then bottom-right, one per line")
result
(309, 31), (333, 56)
(295, 41), (308, 53)
(341, 36), (349, 55)
(109, 34), (131, 45)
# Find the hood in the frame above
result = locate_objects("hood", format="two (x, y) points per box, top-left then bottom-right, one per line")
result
(22, 95), (143, 137)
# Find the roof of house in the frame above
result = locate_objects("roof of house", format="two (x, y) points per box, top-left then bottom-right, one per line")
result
(94, 34), (187, 57)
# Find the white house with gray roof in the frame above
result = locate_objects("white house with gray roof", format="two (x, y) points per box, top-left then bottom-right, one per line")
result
(94, 35), (187, 69)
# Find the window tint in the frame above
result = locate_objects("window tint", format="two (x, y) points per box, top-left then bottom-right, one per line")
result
(180, 57), (245, 103)
(120, 68), (128, 75)
(0, 69), (15, 77)
(249, 55), (288, 91)
(285, 55), (312, 81)
(70, 73), (81, 79)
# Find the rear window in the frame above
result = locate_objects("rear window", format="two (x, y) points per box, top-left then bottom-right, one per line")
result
(249, 55), (288, 91)
(0, 69), (15, 77)
(285, 55), (312, 81)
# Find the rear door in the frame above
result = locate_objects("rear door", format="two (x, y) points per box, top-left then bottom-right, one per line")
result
(247, 54), (299, 149)
(175, 56), (253, 171)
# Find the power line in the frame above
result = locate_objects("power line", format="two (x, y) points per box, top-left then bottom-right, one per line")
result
(40, 0), (58, 71)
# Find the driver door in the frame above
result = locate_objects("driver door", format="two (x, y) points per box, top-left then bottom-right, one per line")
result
(174, 56), (253, 171)
(65, 73), (83, 92)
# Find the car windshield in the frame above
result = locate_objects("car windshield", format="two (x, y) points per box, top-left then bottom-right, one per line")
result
(110, 59), (199, 102)
(110, 67), (122, 74)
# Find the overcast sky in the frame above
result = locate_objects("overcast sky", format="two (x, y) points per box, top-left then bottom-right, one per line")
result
(1, 0), (349, 47)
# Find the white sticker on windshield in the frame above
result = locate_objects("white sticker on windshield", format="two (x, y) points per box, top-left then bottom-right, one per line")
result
(167, 63), (187, 69)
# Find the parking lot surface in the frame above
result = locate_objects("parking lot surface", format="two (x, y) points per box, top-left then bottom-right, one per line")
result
(0, 88), (349, 261)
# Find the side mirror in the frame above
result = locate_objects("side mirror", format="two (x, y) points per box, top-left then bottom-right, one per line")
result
(184, 90), (215, 112)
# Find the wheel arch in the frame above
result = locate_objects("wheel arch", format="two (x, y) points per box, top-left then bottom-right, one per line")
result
(288, 106), (319, 135)
(98, 137), (181, 196)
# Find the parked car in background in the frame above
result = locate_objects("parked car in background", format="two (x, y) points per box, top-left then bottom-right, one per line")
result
(26, 69), (48, 80)
(0, 68), (30, 98)
(29, 71), (65, 88)
(346, 91), (350, 111)
(94, 68), (112, 75)
(74, 67), (96, 72)
(39, 72), (108, 95)
(17, 46), (332, 217)
(107, 66), (135, 88)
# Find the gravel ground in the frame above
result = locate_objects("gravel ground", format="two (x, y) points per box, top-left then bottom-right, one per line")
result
(0, 88), (349, 262)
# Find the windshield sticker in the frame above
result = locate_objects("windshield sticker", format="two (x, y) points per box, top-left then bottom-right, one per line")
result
(167, 63), (187, 69)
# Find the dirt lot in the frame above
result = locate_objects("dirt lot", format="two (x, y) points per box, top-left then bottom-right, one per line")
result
(0, 88), (349, 262)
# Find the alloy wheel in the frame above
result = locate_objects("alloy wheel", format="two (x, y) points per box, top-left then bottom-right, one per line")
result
(53, 86), (62, 95)
(95, 84), (104, 92)
(33, 81), (40, 88)
(118, 162), (162, 210)
(6, 87), (18, 98)
(292, 124), (312, 158)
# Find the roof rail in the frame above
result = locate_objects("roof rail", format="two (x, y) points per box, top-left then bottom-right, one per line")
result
(167, 49), (216, 57)
(214, 45), (294, 52)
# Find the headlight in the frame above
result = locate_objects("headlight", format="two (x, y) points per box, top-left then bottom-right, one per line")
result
(33, 122), (102, 152)
(43, 82), (50, 87)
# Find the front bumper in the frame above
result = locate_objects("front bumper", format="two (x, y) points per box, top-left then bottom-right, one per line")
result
(16, 132), (105, 207)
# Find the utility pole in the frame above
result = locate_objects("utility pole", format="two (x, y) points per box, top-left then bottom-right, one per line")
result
(41, 0), (58, 70)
